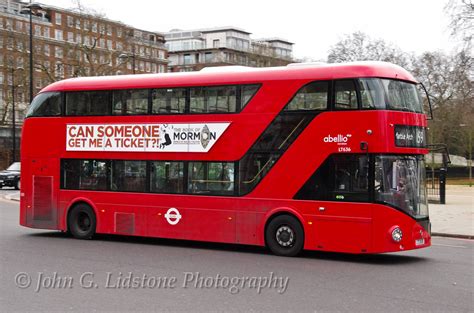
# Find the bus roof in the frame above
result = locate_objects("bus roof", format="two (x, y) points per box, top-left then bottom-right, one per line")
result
(40, 61), (417, 93)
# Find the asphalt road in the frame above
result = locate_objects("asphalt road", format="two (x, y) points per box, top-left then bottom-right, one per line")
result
(0, 193), (473, 312)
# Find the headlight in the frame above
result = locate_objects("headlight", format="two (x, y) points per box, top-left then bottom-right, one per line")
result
(391, 227), (403, 242)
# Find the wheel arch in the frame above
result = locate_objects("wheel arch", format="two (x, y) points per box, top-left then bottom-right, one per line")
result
(64, 197), (99, 232)
(259, 207), (306, 247)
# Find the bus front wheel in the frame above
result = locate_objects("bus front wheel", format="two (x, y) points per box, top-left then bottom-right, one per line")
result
(265, 215), (304, 257)
(68, 204), (96, 240)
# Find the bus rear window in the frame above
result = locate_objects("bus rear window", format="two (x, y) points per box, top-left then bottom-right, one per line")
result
(26, 92), (62, 117)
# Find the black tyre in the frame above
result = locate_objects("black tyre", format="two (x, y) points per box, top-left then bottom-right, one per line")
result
(68, 204), (96, 239)
(265, 215), (304, 257)
(15, 179), (20, 190)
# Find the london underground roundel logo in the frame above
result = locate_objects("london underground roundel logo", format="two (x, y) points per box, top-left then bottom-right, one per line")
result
(165, 208), (182, 225)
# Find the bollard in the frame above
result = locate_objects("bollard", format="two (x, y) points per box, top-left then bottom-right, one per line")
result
(439, 167), (446, 204)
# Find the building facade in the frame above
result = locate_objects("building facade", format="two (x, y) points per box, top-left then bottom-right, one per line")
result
(165, 27), (294, 72)
(0, 0), (168, 126)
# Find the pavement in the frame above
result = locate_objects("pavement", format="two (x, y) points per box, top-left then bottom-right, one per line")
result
(2, 185), (473, 238)
(429, 185), (473, 239)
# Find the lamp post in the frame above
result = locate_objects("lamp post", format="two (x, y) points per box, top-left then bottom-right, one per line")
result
(10, 67), (24, 163)
(20, 2), (43, 104)
(459, 124), (472, 187)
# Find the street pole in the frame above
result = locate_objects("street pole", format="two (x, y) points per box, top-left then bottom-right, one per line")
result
(460, 124), (472, 187)
(28, 8), (33, 104)
(11, 68), (16, 163)
(21, 2), (43, 104)
(132, 45), (136, 74)
(469, 131), (472, 187)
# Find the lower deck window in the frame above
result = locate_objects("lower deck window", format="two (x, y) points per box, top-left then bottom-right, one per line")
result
(188, 162), (234, 195)
(111, 160), (147, 192)
(61, 159), (234, 196)
(62, 159), (108, 191)
(150, 161), (184, 193)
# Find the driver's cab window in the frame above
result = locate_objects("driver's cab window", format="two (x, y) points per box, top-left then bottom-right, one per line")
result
(335, 80), (358, 109)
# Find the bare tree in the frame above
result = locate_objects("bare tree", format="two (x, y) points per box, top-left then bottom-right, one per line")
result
(445, 0), (473, 45)
(411, 48), (473, 157)
(34, 0), (132, 84)
(1, 23), (29, 125)
(327, 31), (410, 67)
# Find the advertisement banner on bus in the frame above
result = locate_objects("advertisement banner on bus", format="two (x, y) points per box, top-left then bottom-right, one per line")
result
(66, 123), (230, 152)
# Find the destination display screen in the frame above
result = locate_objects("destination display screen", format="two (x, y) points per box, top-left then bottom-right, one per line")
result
(394, 125), (427, 148)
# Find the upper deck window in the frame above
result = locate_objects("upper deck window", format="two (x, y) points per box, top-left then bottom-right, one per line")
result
(66, 91), (110, 116)
(152, 88), (186, 114)
(334, 80), (358, 110)
(381, 79), (423, 113)
(190, 86), (237, 113)
(355, 78), (423, 113)
(285, 81), (328, 111)
(358, 79), (386, 109)
(112, 89), (149, 115)
(55, 84), (260, 117)
(26, 92), (62, 117)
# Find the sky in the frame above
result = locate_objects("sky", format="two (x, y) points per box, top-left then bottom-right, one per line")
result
(37, 0), (461, 60)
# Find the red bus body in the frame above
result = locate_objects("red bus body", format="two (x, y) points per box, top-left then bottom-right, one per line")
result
(20, 62), (431, 254)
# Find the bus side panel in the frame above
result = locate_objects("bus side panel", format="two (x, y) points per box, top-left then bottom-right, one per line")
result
(299, 202), (373, 253)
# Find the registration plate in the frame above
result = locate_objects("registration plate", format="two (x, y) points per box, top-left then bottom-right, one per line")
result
(415, 238), (425, 246)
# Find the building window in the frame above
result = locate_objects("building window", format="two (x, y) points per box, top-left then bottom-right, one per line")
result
(55, 46), (63, 58)
(183, 54), (192, 64)
(55, 13), (62, 25)
(55, 29), (63, 41)
(67, 15), (73, 27)
(213, 39), (220, 48)
(43, 27), (50, 38)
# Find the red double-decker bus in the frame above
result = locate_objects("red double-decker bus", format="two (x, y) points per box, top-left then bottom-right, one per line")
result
(20, 62), (431, 256)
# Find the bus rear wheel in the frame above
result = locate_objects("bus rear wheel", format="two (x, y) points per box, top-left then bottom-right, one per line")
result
(68, 204), (96, 239)
(265, 215), (304, 257)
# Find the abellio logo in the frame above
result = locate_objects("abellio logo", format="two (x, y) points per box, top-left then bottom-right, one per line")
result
(323, 134), (352, 144)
